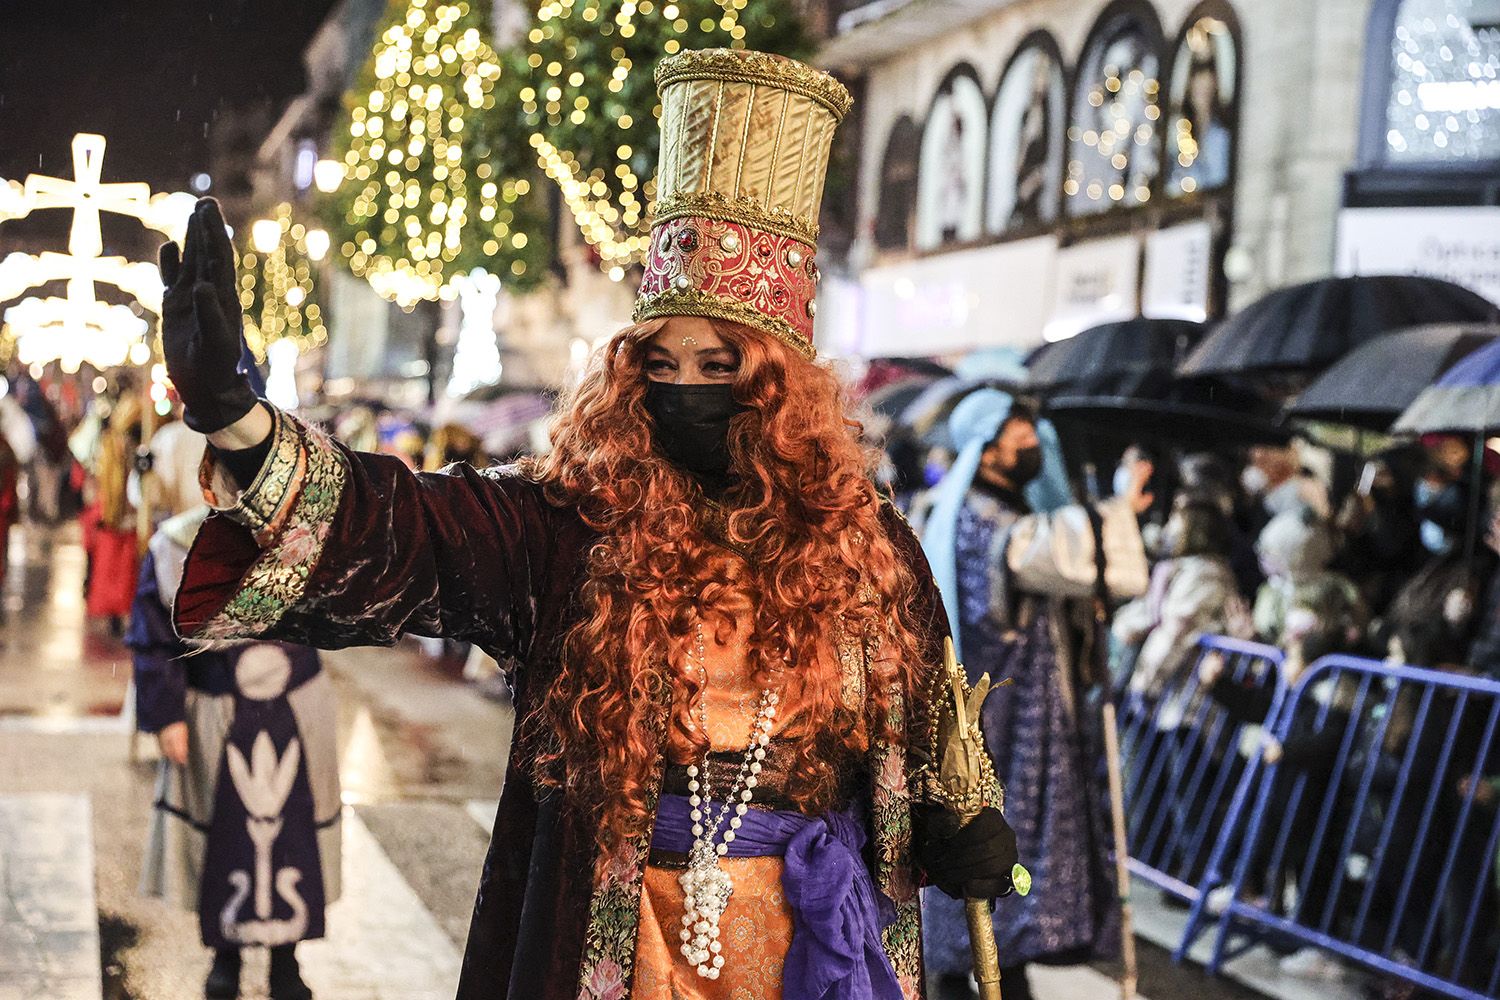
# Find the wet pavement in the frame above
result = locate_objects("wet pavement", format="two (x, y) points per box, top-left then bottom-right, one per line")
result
(0, 523), (503, 999)
(0, 521), (1296, 1000)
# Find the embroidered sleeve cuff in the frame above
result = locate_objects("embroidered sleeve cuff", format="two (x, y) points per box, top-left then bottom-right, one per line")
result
(190, 414), (349, 640)
(198, 406), (305, 544)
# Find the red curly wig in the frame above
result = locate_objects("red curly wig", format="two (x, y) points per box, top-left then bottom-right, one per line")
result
(524, 318), (929, 852)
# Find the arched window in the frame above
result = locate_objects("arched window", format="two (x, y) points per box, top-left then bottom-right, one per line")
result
(915, 65), (988, 250)
(1065, 3), (1168, 216)
(874, 116), (921, 252)
(987, 33), (1067, 235)
(1375, 0), (1500, 166)
(1164, 5), (1241, 197)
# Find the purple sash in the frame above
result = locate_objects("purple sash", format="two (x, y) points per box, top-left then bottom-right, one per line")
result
(651, 793), (904, 1000)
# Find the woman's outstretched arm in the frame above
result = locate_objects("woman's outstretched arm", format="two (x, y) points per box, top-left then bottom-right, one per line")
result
(174, 409), (554, 658)
(161, 198), (552, 658)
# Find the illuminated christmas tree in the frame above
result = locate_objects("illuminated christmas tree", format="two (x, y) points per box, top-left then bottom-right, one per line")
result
(514, 0), (806, 274)
(238, 203), (329, 362)
(328, 0), (551, 307)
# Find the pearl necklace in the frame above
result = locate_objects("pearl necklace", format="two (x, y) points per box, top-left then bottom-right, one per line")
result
(678, 620), (778, 979)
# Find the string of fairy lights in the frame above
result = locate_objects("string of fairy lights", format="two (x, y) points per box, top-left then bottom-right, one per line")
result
(239, 202), (329, 362)
(515, 0), (803, 272)
(323, 0), (803, 300)
(1064, 29), (1163, 212)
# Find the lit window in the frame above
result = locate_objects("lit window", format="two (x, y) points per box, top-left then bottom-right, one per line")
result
(1382, 0), (1500, 164)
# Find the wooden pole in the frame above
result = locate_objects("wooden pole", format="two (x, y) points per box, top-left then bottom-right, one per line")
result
(966, 898), (1004, 1000)
(1102, 700), (1138, 1000)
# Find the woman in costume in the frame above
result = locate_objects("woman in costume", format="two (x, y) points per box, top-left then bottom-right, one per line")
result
(129, 421), (339, 1000)
(161, 50), (1015, 1000)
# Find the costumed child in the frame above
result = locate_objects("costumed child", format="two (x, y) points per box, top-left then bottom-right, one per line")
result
(129, 422), (340, 1000)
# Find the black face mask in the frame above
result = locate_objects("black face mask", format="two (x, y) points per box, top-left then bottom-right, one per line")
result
(643, 381), (745, 483)
(1009, 445), (1044, 488)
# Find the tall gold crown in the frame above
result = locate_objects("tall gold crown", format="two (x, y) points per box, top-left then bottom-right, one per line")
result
(635, 49), (853, 357)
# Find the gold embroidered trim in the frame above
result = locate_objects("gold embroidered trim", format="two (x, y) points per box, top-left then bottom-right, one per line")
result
(651, 191), (820, 245)
(699, 498), (754, 560)
(870, 681), (924, 995)
(196, 419), (349, 640)
(656, 48), (854, 121)
(199, 405), (299, 539)
(239, 409), (303, 541)
(634, 287), (815, 360)
(576, 708), (670, 1000)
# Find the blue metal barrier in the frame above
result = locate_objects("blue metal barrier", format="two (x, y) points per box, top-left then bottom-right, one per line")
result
(1119, 635), (1285, 903)
(1188, 654), (1500, 1000)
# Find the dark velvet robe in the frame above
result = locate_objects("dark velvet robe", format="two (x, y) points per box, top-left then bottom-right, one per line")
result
(173, 411), (949, 1000)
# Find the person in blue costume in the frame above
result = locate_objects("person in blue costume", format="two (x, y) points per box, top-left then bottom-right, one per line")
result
(917, 389), (1151, 999)
(130, 424), (340, 1000)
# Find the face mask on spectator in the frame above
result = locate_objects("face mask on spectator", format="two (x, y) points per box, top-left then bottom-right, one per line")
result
(1241, 465), (1269, 497)
(1420, 519), (1454, 555)
(1415, 480), (1466, 553)
(1009, 445), (1043, 488)
(1113, 463), (1134, 499)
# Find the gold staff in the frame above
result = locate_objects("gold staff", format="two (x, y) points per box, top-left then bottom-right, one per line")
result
(922, 637), (1031, 1000)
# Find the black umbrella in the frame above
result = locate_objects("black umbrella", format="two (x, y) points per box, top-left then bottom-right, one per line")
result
(1026, 318), (1206, 393)
(1178, 275), (1497, 382)
(1287, 323), (1500, 430)
(1045, 371), (1290, 448)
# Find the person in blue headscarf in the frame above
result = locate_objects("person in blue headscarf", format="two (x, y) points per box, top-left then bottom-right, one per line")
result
(917, 388), (1151, 1000)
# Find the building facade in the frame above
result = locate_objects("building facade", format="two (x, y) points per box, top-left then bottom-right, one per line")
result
(816, 0), (1500, 359)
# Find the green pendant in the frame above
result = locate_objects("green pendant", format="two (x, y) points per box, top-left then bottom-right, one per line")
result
(1012, 863), (1032, 897)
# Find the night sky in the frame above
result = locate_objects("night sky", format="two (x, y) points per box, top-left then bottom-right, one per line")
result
(0, 0), (339, 245)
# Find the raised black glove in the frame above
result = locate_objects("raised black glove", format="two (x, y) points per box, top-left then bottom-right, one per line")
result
(912, 804), (1019, 901)
(160, 198), (258, 434)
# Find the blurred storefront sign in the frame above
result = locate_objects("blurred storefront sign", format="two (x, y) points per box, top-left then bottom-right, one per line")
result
(1045, 234), (1139, 343)
(1336, 207), (1500, 307)
(1142, 220), (1214, 322)
(853, 236), (1057, 356)
(844, 222), (1216, 356)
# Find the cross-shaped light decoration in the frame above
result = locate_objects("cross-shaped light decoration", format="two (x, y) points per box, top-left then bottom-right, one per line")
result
(0, 180), (31, 223)
(0, 132), (195, 371)
(24, 133), (153, 258)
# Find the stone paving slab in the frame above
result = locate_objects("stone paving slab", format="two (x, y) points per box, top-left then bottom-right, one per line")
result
(297, 807), (462, 1000)
(355, 801), (491, 949)
(0, 793), (102, 1000)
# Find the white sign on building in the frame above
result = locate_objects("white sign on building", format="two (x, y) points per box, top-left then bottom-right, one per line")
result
(1336, 207), (1500, 307)
(1143, 220), (1213, 322)
(855, 236), (1057, 357)
(1044, 234), (1140, 342)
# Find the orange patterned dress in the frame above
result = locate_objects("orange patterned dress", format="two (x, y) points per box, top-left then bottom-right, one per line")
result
(631, 573), (805, 1000)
